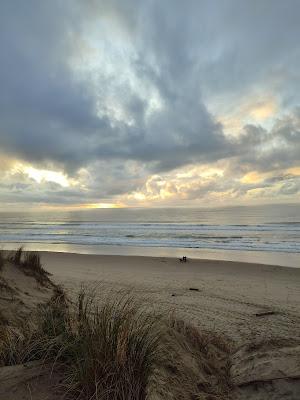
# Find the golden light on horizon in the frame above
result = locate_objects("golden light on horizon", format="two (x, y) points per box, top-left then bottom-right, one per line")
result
(31, 202), (125, 211)
(84, 202), (124, 209)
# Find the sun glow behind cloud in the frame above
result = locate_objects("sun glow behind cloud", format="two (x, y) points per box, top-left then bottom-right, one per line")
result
(20, 165), (70, 187)
(249, 99), (277, 120)
(216, 95), (279, 136)
(240, 171), (264, 184)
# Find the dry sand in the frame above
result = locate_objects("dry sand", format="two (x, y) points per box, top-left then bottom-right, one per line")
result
(41, 252), (300, 344)
(1, 252), (300, 399)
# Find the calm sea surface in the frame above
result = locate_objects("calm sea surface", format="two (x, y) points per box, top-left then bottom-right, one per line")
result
(0, 204), (299, 267)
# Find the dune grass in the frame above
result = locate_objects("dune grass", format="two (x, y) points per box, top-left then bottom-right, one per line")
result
(158, 317), (233, 399)
(22, 251), (51, 283)
(0, 288), (164, 399)
(9, 246), (23, 266)
(0, 310), (8, 326)
(0, 287), (234, 399)
(64, 291), (162, 399)
(6, 247), (50, 284)
(0, 250), (4, 271)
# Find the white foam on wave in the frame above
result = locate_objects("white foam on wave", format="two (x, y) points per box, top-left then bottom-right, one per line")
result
(1, 205), (299, 254)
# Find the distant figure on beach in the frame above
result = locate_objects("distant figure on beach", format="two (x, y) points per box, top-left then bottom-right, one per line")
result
(179, 256), (187, 262)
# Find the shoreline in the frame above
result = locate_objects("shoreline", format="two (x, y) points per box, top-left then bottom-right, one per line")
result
(40, 250), (299, 271)
(2, 242), (299, 268)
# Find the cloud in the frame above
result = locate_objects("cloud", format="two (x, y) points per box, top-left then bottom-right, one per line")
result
(0, 0), (228, 174)
(0, 0), (299, 207)
(233, 107), (300, 171)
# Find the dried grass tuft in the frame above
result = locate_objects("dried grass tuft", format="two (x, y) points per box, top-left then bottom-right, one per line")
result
(0, 288), (163, 400)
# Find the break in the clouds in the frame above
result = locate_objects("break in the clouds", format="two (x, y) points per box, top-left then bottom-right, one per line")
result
(0, 0), (299, 208)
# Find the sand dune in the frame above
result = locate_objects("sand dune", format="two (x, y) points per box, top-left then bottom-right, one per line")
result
(1, 251), (300, 399)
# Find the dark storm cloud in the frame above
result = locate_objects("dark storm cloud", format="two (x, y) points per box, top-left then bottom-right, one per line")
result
(0, 0), (300, 204)
(0, 1), (110, 170)
(234, 107), (300, 171)
(123, 0), (300, 103)
(0, 0), (227, 173)
(197, 1), (300, 99)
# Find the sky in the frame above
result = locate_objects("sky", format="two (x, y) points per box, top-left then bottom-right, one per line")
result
(0, 0), (299, 210)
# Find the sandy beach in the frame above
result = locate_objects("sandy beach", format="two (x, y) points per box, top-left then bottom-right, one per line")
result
(41, 252), (300, 345)
(1, 250), (300, 399)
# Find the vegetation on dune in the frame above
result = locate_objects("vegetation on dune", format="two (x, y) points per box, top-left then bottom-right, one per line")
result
(7, 247), (51, 284)
(64, 291), (162, 400)
(0, 251), (4, 271)
(0, 288), (165, 399)
(0, 310), (8, 326)
(22, 251), (51, 284)
(0, 287), (233, 399)
(0, 250), (233, 399)
(8, 246), (23, 266)
(158, 317), (233, 399)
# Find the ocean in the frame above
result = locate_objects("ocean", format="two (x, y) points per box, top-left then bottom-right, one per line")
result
(0, 204), (299, 267)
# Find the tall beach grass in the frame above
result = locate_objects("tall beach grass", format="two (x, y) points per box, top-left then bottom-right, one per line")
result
(0, 250), (233, 399)
(0, 288), (164, 400)
(7, 247), (50, 284)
